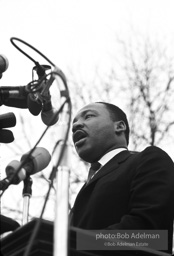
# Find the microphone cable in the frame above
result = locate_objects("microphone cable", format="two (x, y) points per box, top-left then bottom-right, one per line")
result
(10, 37), (55, 67)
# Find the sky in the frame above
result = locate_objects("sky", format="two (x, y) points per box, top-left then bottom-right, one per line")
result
(1, 0), (174, 224)
(1, 0), (174, 85)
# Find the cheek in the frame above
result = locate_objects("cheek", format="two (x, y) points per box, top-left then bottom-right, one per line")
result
(91, 126), (115, 144)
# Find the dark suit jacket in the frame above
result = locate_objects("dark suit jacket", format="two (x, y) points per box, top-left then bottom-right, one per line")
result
(70, 146), (174, 253)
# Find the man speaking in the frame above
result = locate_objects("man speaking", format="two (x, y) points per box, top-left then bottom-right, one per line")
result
(70, 102), (174, 254)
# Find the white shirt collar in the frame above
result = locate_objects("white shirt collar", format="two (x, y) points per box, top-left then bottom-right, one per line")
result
(98, 148), (127, 167)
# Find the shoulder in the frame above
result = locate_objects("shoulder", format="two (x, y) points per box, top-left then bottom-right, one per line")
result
(132, 146), (174, 176)
(128, 146), (174, 172)
(130, 145), (173, 159)
(127, 147), (174, 190)
(140, 146), (173, 161)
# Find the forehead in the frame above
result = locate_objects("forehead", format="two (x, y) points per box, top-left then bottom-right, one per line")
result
(73, 103), (108, 122)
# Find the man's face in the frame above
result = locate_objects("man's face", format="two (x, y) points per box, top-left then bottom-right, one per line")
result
(72, 103), (118, 163)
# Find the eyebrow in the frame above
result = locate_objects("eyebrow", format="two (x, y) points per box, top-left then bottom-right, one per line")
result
(72, 109), (98, 123)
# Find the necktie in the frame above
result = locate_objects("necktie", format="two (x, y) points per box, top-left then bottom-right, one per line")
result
(86, 162), (101, 183)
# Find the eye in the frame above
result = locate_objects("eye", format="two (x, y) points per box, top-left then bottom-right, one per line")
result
(85, 114), (94, 119)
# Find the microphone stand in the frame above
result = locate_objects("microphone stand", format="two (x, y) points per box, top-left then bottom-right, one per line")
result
(54, 145), (70, 256)
(52, 105), (71, 256)
(22, 177), (33, 225)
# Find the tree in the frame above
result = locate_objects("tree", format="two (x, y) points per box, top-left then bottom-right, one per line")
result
(113, 34), (174, 150)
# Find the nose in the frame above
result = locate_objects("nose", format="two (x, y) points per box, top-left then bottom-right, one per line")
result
(72, 119), (84, 133)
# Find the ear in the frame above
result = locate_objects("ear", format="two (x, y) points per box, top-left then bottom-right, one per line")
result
(114, 120), (126, 133)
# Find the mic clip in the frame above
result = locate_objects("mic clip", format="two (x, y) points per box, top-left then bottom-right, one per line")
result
(33, 64), (51, 79)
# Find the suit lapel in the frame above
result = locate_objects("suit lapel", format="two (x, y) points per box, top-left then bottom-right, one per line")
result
(72, 150), (132, 216)
(71, 150), (132, 221)
(87, 150), (132, 185)
(71, 150), (136, 226)
(78, 150), (132, 194)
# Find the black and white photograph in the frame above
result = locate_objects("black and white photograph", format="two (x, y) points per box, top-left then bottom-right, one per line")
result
(0, 0), (174, 255)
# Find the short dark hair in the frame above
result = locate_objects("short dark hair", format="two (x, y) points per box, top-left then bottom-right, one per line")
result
(96, 102), (130, 145)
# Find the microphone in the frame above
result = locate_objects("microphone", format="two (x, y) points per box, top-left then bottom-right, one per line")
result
(0, 54), (9, 79)
(0, 112), (16, 143)
(40, 74), (59, 126)
(27, 93), (42, 116)
(28, 74), (58, 125)
(0, 112), (16, 128)
(0, 81), (59, 125)
(41, 97), (59, 126)
(0, 55), (39, 111)
(0, 129), (14, 143)
(0, 86), (28, 108)
(0, 85), (43, 116)
(0, 147), (51, 191)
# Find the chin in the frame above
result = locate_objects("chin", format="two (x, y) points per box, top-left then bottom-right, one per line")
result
(77, 148), (94, 163)
(79, 152), (100, 163)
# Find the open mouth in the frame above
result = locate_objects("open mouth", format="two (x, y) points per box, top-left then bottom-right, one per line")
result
(73, 130), (88, 145)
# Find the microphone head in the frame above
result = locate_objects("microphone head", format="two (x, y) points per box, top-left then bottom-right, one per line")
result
(27, 93), (42, 116)
(0, 129), (14, 143)
(0, 112), (16, 143)
(0, 112), (16, 129)
(41, 108), (59, 126)
(5, 160), (26, 184)
(21, 147), (51, 175)
(0, 54), (9, 73)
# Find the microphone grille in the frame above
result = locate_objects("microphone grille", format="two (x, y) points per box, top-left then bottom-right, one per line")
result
(5, 160), (26, 184)
(0, 54), (9, 73)
(0, 112), (16, 128)
(41, 108), (59, 126)
(27, 94), (42, 116)
(21, 147), (51, 174)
